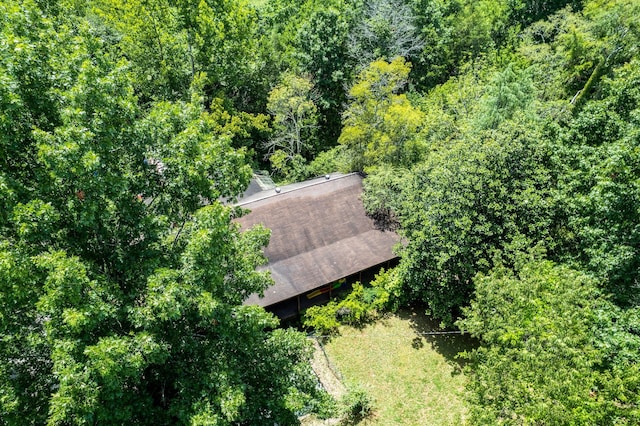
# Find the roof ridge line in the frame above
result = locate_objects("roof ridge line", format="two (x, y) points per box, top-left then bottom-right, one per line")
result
(234, 172), (359, 207)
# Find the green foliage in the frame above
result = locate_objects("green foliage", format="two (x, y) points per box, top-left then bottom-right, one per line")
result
(254, 0), (358, 147)
(350, 3), (640, 422)
(294, 4), (354, 144)
(554, 57), (640, 305)
(409, 0), (532, 90)
(333, 284), (375, 325)
(459, 253), (640, 425)
(303, 281), (391, 336)
(366, 267), (401, 310)
(0, 2), (328, 423)
(339, 57), (426, 171)
(269, 151), (308, 183)
(509, 0), (582, 27)
(518, 0), (640, 102)
(452, 1), (511, 61)
(304, 302), (342, 337)
(3, 0), (640, 423)
(407, 0), (455, 88)
(90, 0), (192, 101)
(265, 72), (318, 163)
(90, 0), (261, 107)
(305, 145), (352, 176)
(476, 63), (534, 129)
(340, 386), (374, 424)
(396, 114), (555, 325)
(303, 284), (372, 336)
(361, 165), (410, 231)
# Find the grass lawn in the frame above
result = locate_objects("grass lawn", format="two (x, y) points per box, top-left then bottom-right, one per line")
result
(320, 309), (474, 425)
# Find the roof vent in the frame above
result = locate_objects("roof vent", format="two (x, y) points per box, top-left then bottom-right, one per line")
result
(325, 174), (330, 180)
(275, 187), (281, 193)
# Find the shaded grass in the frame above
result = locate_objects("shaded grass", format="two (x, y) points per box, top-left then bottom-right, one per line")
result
(321, 308), (474, 425)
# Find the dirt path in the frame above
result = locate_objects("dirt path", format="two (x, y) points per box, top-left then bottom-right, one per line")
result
(301, 338), (347, 426)
(310, 337), (347, 398)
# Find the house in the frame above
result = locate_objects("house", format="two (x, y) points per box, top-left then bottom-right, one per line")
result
(236, 172), (400, 319)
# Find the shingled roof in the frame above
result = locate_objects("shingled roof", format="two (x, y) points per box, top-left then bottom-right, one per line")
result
(236, 173), (400, 308)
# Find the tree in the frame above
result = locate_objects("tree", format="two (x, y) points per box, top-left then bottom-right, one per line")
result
(338, 57), (425, 171)
(0, 2), (326, 423)
(265, 73), (318, 161)
(90, 0), (261, 109)
(476, 63), (534, 129)
(361, 165), (410, 231)
(508, 0), (582, 27)
(395, 114), (555, 325)
(458, 253), (640, 425)
(347, 0), (425, 70)
(554, 57), (640, 306)
(407, 0), (456, 89)
(89, 0), (192, 102)
(517, 0), (640, 103)
(294, 5), (354, 145)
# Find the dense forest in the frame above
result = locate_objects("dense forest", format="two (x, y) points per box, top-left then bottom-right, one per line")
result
(1, 0), (639, 424)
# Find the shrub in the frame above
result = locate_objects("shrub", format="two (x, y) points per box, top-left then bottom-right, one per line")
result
(306, 146), (351, 176)
(341, 387), (373, 424)
(303, 302), (341, 336)
(303, 274), (397, 335)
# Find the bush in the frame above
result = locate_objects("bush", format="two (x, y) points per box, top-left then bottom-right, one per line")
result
(368, 267), (401, 311)
(341, 387), (373, 424)
(303, 274), (397, 335)
(334, 283), (370, 325)
(303, 302), (341, 336)
(303, 283), (377, 335)
(306, 146), (352, 176)
(307, 390), (339, 420)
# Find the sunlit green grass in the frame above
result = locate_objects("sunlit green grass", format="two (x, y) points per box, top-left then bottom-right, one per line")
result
(322, 309), (473, 425)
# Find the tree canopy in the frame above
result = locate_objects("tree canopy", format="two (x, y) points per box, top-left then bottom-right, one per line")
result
(2, 0), (640, 423)
(0, 1), (326, 424)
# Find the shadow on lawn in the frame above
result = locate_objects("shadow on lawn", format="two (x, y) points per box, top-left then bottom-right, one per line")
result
(397, 307), (479, 372)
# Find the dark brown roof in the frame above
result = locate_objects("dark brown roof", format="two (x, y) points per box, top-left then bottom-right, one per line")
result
(236, 173), (400, 307)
